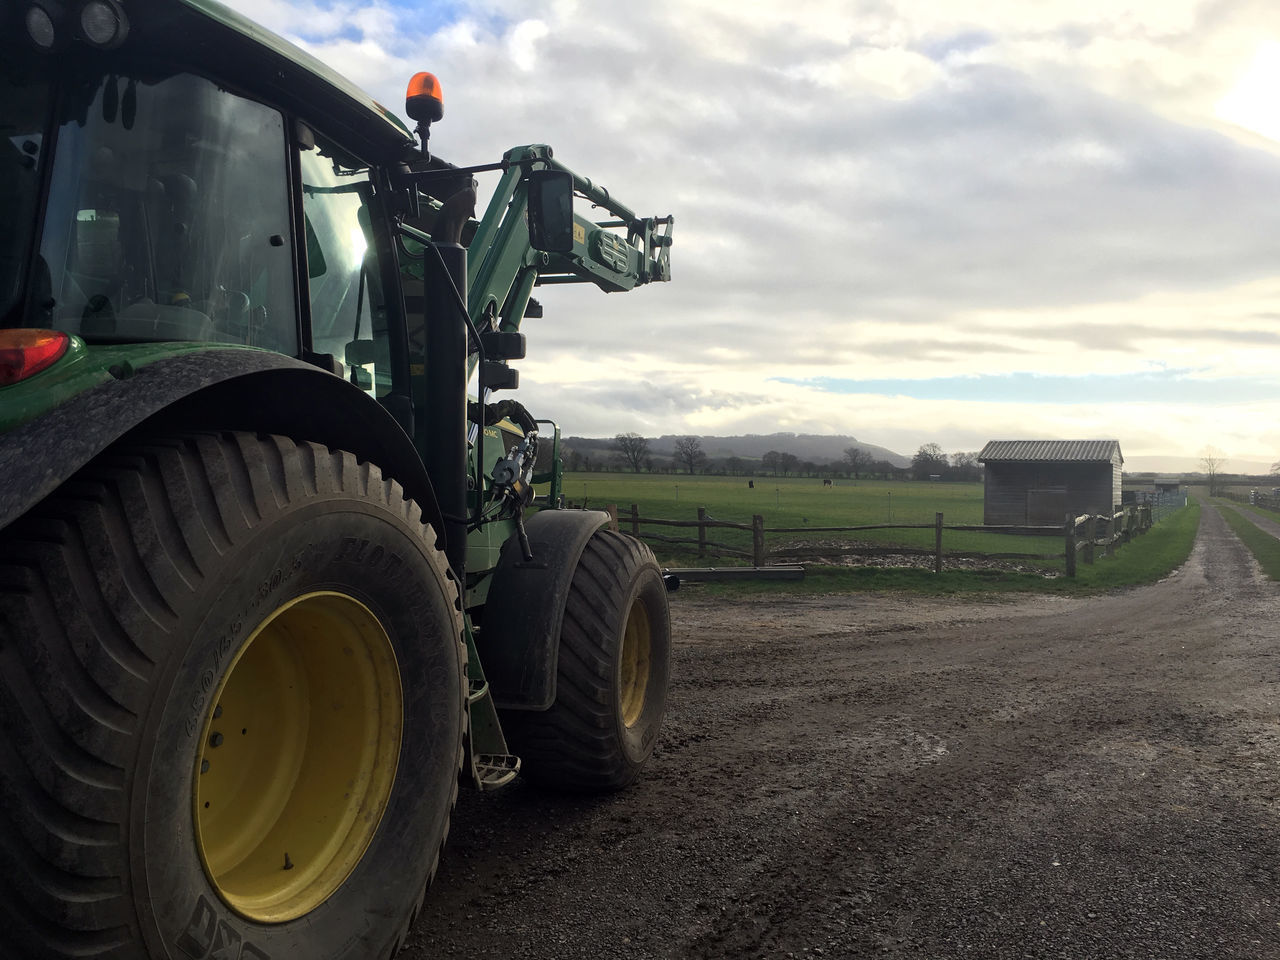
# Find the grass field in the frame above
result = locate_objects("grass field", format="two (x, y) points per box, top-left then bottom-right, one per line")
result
(562, 472), (1061, 564)
(699, 502), (1203, 597)
(554, 471), (1202, 594)
(566, 472), (983, 525)
(1235, 500), (1280, 524)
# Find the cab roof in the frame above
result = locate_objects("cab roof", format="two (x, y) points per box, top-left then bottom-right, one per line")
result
(168, 0), (416, 160)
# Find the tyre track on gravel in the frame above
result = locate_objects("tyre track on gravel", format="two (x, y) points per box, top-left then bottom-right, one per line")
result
(406, 506), (1280, 960)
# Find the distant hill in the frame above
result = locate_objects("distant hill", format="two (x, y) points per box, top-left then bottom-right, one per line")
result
(563, 433), (910, 467)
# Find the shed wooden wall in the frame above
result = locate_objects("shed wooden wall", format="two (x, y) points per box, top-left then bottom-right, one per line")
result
(983, 457), (1121, 525)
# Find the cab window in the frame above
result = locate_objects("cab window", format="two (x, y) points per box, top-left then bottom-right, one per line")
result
(300, 139), (390, 398)
(33, 71), (295, 350)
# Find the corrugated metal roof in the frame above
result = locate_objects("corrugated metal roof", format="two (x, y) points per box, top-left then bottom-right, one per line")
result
(977, 440), (1122, 463)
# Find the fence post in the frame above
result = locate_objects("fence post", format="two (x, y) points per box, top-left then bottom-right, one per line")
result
(1065, 512), (1077, 578)
(935, 512), (944, 574)
(752, 515), (765, 567)
(1105, 511), (1116, 558)
(697, 507), (708, 558)
(1084, 515), (1096, 565)
(606, 503), (619, 532)
(630, 503), (640, 537)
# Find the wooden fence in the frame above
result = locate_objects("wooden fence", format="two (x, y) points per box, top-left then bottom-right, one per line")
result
(1222, 490), (1280, 512)
(1061, 507), (1153, 577)
(590, 503), (1154, 578)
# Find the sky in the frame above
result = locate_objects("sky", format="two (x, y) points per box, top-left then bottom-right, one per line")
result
(225, 0), (1280, 472)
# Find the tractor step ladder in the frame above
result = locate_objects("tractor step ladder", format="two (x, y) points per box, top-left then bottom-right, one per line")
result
(473, 753), (521, 790)
(463, 626), (520, 790)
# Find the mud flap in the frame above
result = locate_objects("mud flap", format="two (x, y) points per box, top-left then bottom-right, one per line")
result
(476, 509), (610, 710)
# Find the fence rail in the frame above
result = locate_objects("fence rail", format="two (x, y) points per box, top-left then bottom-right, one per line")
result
(1222, 489), (1280, 512)
(589, 502), (1156, 578)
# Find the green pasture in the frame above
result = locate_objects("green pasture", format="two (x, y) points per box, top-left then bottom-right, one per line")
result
(1234, 500), (1280, 524)
(560, 472), (1062, 564)
(566, 472), (979, 524)
(700, 502), (1202, 598)
(550, 472), (1201, 594)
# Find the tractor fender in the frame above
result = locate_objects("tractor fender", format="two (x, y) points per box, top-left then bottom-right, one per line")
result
(0, 348), (443, 539)
(477, 509), (612, 710)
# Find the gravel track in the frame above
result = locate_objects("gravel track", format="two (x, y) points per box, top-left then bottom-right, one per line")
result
(403, 505), (1280, 959)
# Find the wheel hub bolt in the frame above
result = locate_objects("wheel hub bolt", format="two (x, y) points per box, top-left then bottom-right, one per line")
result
(209, 732), (224, 748)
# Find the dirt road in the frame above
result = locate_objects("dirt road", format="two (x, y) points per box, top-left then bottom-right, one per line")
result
(405, 505), (1280, 959)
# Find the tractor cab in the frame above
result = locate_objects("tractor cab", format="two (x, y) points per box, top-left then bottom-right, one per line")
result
(4, 52), (297, 350)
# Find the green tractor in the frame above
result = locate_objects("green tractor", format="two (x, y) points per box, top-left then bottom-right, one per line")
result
(0, 2), (675, 957)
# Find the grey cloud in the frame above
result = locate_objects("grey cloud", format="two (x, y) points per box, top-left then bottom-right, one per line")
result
(275, 2), (1280, 380)
(848, 338), (1035, 360)
(916, 30), (997, 62)
(681, 65), (1280, 311)
(975, 322), (1280, 350)
(575, 380), (759, 414)
(510, 376), (772, 436)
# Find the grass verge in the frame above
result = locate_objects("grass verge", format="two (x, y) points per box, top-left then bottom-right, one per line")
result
(1217, 505), (1280, 580)
(1234, 501), (1280, 525)
(690, 503), (1202, 598)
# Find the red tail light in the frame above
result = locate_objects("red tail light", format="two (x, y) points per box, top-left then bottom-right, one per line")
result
(0, 329), (71, 385)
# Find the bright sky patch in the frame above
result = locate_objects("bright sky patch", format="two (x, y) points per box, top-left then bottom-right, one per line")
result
(774, 373), (1280, 406)
(1217, 41), (1280, 142)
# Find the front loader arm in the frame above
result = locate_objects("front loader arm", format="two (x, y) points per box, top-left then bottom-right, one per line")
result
(465, 144), (673, 343)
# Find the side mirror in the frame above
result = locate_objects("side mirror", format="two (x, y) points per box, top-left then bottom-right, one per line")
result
(527, 170), (574, 253)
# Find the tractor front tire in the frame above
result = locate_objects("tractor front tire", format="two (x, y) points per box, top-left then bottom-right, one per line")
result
(505, 530), (671, 791)
(0, 432), (464, 960)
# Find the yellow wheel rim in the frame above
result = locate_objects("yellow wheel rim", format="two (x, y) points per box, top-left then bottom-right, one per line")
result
(618, 598), (651, 728)
(194, 592), (402, 923)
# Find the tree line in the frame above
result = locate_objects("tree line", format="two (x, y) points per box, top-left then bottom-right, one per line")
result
(567, 434), (983, 482)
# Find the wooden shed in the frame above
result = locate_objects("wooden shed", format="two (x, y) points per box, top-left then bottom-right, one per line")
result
(977, 440), (1123, 526)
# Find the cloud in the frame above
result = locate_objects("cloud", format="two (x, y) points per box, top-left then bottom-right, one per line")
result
(214, 0), (1280, 466)
(776, 371), (1280, 404)
(507, 19), (549, 71)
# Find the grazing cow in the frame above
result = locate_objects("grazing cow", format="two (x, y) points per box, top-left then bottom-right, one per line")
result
(822, 479), (833, 487)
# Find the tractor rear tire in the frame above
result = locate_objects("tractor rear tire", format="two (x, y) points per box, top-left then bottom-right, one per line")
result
(504, 529), (670, 791)
(0, 432), (465, 960)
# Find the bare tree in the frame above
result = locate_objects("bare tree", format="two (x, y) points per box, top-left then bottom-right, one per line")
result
(762, 450), (781, 475)
(613, 432), (649, 472)
(950, 451), (982, 482)
(842, 446), (873, 479)
(1201, 446), (1226, 497)
(673, 436), (706, 475)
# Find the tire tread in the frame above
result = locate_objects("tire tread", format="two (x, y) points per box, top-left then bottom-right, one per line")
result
(0, 431), (463, 959)
(502, 530), (669, 791)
